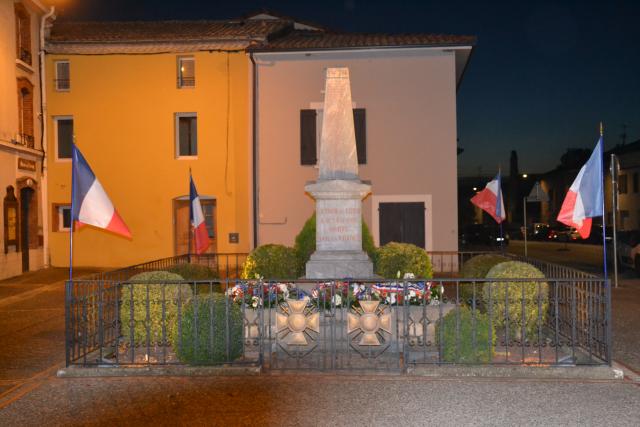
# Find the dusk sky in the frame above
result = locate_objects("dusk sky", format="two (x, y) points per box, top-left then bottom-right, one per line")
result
(54, 0), (640, 177)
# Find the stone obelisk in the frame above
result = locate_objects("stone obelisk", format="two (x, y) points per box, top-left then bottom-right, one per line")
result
(305, 68), (374, 279)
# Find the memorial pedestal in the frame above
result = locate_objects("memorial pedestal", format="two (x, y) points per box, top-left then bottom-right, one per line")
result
(305, 179), (374, 279)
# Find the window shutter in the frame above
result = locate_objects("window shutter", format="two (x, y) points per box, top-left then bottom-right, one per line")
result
(300, 109), (317, 165)
(353, 108), (366, 164)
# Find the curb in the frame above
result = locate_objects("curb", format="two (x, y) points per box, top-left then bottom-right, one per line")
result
(407, 365), (624, 380)
(57, 365), (261, 378)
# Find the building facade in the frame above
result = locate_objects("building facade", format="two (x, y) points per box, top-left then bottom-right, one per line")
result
(43, 19), (290, 267)
(250, 27), (474, 251)
(43, 13), (476, 268)
(0, 0), (51, 279)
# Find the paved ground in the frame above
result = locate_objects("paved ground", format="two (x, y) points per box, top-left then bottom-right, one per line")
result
(0, 267), (639, 426)
(1, 375), (640, 426)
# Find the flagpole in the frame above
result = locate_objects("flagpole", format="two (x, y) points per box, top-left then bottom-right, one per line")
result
(68, 145), (76, 282)
(188, 168), (192, 263)
(600, 123), (608, 280)
(523, 197), (528, 257)
(499, 168), (504, 252)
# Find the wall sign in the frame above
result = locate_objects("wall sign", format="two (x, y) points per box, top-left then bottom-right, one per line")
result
(18, 158), (36, 172)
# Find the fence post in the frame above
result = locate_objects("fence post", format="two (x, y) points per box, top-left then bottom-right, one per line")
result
(606, 278), (613, 366)
(65, 280), (72, 367)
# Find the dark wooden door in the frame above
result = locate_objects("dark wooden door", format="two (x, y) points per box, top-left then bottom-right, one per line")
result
(379, 202), (425, 248)
(174, 199), (217, 255)
(20, 187), (33, 272)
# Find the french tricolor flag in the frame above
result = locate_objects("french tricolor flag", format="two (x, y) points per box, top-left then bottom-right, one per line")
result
(190, 175), (210, 254)
(557, 137), (603, 238)
(471, 172), (506, 224)
(71, 145), (131, 238)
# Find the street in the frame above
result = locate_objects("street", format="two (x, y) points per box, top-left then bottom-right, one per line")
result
(0, 266), (638, 426)
(507, 240), (605, 275)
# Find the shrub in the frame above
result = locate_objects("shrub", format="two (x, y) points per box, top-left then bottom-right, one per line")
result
(375, 242), (433, 279)
(294, 213), (377, 275)
(436, 306), (495, 363)
(168, 263), (219, 281)
(120, 271), (192, 346)
(242, 244), (298, 279)
(483, 261), (548, 341)
(458, 254), (509, 305)
(170, 293), (243, 364)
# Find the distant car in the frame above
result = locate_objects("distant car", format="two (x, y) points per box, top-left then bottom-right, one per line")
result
(523, 223), (550, 241)
(548, 225), (582, 242)
(460, 224), (509, 248)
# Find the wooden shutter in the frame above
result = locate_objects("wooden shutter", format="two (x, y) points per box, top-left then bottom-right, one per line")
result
(353, 108), (366, 164)
(300, 109), (317, 165)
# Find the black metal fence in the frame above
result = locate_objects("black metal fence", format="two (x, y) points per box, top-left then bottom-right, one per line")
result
(65, 275), (611, 370)
(84, 253), (248, 282)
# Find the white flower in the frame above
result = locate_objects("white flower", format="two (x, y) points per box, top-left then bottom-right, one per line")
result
(251, 296), (262, 308)
(277, 283), (289, 299)
(403, 272), (415, 280)
(386, 293), (397, 305)
(409, 290), (416, 299)
(332, 294), (342, 307)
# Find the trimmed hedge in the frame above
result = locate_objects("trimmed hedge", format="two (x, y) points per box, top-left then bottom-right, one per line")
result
(294, 213), (377, 275)
(375, 242), (433, 279)
(459, 254), (509, 305)
(242, 244), (298, 279)
(483, 261), (548, 341)
(437, 306), (495, 363)
(170, 294), (243, 364)
(168, 264), (219, 281)
(120, 271), (192, 345)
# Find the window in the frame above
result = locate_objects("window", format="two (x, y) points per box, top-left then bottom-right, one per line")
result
(54, 116), (74, 160)
(300, 108), (366, 165)
(177, 57), (195, 88)
(55, 61), (70, 91)
(15, 3), (31, 65)
(203, 202), (215, 238)
(633, 173), (638, 193)
(175, 113), (197, 157)
(17, 78), (34, 147)
(53, 204), (72, 232)
(619, 174), (628, 194)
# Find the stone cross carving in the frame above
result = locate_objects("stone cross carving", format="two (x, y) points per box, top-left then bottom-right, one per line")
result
(318, 68), (359, 181)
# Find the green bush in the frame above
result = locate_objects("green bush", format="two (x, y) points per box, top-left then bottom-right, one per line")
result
(459, 254), (509, 305)
(242, 244), (298, 279)
(168, 263), (219, 281)
(293, 213), (377, 275)
(436, 306), (495, 363)
(483, 261), (548, 341)
(170, 293), (243, 364)
(375, 242), (433, 279)
(120, 271), (192, 345)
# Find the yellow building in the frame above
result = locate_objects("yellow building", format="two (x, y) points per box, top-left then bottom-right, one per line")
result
(44, 19), (286, 268)
(0, 0), (53, 280)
